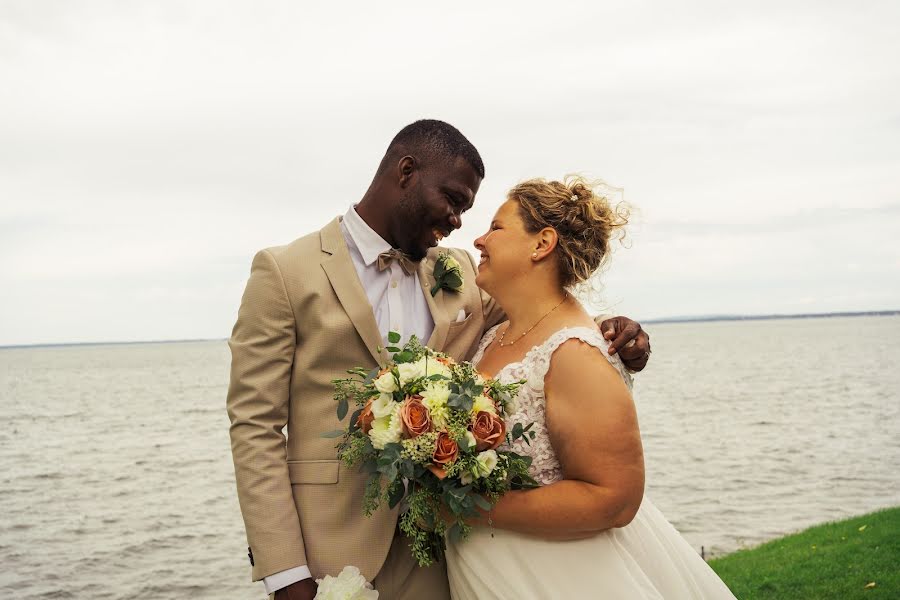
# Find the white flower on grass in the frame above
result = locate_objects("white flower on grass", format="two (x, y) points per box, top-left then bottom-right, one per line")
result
(420, 383), (451, 429)
(315, 565), (379, 599)
(369, 404), (402, 450)
(370, 393), (397, 419)
(472, 394), (497, 415)
(373, 371), (398, 394)
(473, 450), (499, 478)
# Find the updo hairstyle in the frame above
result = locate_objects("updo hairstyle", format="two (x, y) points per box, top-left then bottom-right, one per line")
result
(509, 175), (629, 289)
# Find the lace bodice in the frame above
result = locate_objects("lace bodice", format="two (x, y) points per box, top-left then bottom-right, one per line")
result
(473, 325), (633, 486)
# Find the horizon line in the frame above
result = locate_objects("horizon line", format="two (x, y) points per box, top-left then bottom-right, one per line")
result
(1, 309), (897, 350)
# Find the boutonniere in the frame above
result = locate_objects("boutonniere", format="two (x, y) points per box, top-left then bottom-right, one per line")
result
(431, 252), (464, 297)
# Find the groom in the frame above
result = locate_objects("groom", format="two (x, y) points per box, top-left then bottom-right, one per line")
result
(227, 120), (651, 600)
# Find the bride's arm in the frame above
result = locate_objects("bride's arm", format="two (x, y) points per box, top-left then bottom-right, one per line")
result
(485, 339), (645, 535)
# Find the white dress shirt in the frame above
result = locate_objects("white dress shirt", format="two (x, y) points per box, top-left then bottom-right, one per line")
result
(263, 207), (434, 593)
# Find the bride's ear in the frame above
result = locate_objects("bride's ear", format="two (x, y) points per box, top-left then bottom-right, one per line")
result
(532, 227), (558, 261)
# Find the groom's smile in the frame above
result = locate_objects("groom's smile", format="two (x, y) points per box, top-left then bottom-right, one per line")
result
(393, 155), (481, 261)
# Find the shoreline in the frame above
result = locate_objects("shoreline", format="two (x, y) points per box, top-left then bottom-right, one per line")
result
(2, 310), (897, 350)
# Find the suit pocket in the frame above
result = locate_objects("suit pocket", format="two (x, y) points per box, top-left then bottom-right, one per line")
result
(447, 311), (474, 331)
(287, 460), (340, 484)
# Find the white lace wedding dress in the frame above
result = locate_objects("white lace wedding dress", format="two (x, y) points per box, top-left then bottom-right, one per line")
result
(446, 326), (737, 599)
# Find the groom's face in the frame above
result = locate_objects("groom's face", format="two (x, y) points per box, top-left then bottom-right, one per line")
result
(392, 156), (481, 261)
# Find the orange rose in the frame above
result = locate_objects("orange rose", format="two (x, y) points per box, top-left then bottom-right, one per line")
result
(400, 396), (432, 438)
(432, 431), (459, 466)
(471, 410), (506, 451)
(356, 399), (375, 434)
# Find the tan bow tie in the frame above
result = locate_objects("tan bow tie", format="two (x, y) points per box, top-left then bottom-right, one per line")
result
(377, 249), (416, 276)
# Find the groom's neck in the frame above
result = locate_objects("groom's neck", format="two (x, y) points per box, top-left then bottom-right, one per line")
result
(355, 186), (395, 246)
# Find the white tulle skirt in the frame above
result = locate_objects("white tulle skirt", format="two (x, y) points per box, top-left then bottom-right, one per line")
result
(446, 498), (737, 599)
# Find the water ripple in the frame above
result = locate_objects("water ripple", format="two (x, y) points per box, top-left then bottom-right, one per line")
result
(1, 319), (898, 598)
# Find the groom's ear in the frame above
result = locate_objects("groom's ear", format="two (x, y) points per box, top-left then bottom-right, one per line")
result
(398, 155), (418, 188)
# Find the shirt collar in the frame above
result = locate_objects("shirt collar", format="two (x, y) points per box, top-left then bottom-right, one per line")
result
(343, 205), (392, 267)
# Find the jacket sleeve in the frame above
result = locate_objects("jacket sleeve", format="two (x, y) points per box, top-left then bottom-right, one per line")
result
(226, 248), (308, 581)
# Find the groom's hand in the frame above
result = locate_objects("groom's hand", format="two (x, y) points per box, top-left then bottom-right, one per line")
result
(275, 578), (318, 600)
(600, 316), (651, 372)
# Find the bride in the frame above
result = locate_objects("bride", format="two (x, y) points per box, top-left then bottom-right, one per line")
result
(445, 176), (736, 599)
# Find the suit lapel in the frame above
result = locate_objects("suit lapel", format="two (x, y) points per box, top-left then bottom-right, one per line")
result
(320, 218), (386, 365)
(419, 252), (450, 350)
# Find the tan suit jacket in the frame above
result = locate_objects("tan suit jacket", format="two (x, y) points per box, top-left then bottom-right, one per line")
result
(227, 217), (504, 582)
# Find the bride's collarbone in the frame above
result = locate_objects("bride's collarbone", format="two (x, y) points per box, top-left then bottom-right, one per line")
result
(481, 315), (597, 375)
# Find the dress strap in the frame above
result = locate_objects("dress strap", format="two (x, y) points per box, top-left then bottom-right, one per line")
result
(471, 324), (502, 366)
(524, 326), (633, 394)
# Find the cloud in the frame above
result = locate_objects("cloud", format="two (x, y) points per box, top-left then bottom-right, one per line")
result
(1, 1), (898, 344)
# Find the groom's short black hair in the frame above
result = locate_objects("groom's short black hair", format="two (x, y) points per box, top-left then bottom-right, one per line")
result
(378, 119), (485, 179)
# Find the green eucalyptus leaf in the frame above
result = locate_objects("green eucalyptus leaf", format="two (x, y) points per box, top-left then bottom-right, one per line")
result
(473, 494), (493, 511)
(388, 481), (405, 508)
(321, 429), (345, 438)
(337, 399), (349, 421)
(363, 367), (381, 385)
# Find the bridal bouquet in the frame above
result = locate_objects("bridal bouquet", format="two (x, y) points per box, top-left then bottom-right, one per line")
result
(327, 333), (537, 566)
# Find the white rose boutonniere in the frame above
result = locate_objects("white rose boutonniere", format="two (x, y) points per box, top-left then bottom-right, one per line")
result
(431, 252), (464, 297)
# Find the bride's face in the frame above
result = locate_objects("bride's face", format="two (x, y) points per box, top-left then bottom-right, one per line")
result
(473, 199), (537, 294)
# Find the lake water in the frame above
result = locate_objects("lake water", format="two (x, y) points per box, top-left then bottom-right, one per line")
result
(1, 316), (898, 599)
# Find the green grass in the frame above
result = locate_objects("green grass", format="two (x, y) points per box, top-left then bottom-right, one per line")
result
(709, 506), (899, 599)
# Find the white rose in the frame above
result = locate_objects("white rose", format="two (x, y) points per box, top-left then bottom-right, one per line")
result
(373, 371), (398, 394)
(315, 565), (378, 600)
(464, 431), (477, 451)
(427, 360), (452, 380)
(397, 358), (428, 386)
(444, 256), (461, 272)
(474, 449), (499, 478)
(472, 394), (497, 415)
(370, 393), (397, 419)
(368, 405), (402, 450)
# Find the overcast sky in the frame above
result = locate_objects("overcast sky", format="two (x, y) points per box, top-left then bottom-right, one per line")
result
(1, 1), (898, 346)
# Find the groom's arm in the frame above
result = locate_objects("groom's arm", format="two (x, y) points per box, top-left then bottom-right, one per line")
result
(227, 249), (309, 585)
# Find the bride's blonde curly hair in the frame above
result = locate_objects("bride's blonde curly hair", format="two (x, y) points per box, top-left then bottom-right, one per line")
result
(509, 174), (630, 290)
